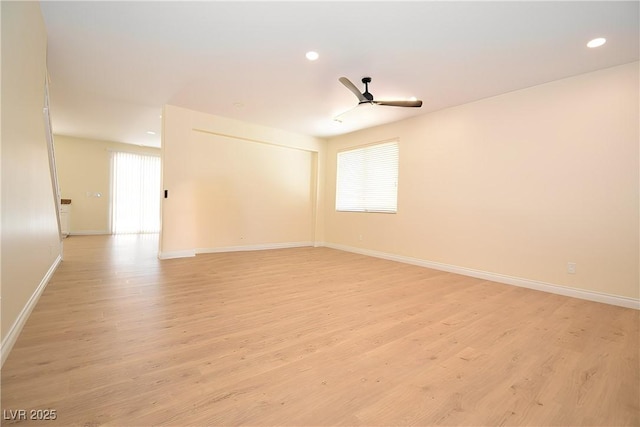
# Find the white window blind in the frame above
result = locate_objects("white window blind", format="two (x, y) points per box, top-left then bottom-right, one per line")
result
(111, 151), (161, 234)
(336, 141), (398, 213)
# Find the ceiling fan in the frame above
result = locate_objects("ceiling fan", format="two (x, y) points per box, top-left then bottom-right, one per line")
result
(339, 76), (423, 108)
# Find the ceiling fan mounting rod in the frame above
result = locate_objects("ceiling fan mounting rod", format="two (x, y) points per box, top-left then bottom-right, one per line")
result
(361, 77), (373, 101)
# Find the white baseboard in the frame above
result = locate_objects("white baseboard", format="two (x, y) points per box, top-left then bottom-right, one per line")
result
(1, 255), (62, 367)
(321, 243), (640, 310)
(159, 241), (315, 259)
(158, 249), (196, 259)
(69, 230), (110, 236)
(196, 241), (314, 254)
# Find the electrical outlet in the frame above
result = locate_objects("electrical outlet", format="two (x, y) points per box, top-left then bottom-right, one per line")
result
(567, 262), (576, 274)
(358, 234), (363, 241)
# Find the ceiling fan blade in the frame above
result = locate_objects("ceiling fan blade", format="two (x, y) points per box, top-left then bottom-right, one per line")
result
(374, 100), (423, 108)
(339, 77), (367, 102)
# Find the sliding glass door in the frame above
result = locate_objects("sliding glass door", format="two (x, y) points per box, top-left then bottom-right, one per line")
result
(111, 151), (161, 234)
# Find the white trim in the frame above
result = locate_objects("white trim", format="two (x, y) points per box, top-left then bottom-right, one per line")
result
(69, 230), (111, 236)
(191, 127), (322, 154)
(158, 249), (196, 259)
(158, 241), (315, 259)
(1, 255), (62, 367)
(322, 243), (640, 310)
(196, 241), (314, 254)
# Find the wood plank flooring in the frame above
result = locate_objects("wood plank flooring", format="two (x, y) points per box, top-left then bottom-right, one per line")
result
(1, 235), (638, 426)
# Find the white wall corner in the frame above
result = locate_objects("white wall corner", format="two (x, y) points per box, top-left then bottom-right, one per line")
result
(1, 255), (62, 367)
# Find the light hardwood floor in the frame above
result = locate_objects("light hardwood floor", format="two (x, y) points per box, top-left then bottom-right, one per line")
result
(1, 235), (638, 426)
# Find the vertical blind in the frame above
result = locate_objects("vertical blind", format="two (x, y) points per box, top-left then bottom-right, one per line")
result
(335, 141), (399, 213)
(111, 151), (161, 234)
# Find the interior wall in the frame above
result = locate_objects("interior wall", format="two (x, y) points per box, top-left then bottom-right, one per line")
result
(325, 62), (639, 301)
(54, 134), (160, 234)
(160, 105), (325, 257)
(1, 2), (61, 345)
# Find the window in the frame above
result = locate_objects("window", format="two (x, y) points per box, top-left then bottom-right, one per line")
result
(111, 151), (161, 234)
(335, 140), (399, 213)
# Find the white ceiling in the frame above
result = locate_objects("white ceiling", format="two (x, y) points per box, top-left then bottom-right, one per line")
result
(40, 1), (639, 148)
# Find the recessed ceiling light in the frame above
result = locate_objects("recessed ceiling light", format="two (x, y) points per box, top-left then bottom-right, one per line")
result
(146, 131), (156, 135)
(305, 51), (319, 61)
(587, 37), (606, 48)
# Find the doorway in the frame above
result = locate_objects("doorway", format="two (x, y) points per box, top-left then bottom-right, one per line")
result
(110, 151), (161, 234)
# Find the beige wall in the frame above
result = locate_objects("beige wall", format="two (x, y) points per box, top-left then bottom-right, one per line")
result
(1, 2), (61, 347)
(161, 105), (325, 257)
(325, 62), (639, 300)
(54, 134), (160, 234)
